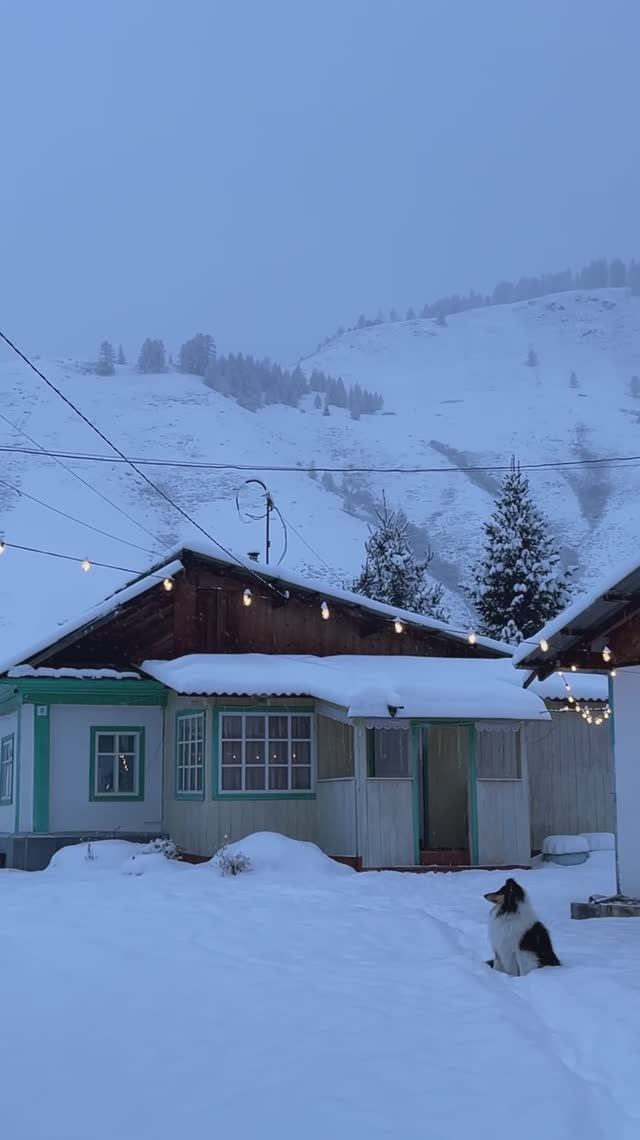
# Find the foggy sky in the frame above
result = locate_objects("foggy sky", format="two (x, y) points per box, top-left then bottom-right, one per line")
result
(1, 0), (638, 365)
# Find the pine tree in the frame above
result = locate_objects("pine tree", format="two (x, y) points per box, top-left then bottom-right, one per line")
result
(467, 460), (572, 644)
(352, 500), (448, 620)
(569, 370), (579, 389)
(137, 338), (167, 374)
(178, 333), (216, 377)
(525, 348), (539, 368)
(95, 341), (115, 376)
(630, 375), (640, 399)
(116, 344), (126, 366)
(314, 393), (322, 409)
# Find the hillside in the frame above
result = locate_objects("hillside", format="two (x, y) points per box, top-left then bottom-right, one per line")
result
(0, 286), (638, 657)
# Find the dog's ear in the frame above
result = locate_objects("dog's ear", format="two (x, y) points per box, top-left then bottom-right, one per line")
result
(484, 891), (504, 905)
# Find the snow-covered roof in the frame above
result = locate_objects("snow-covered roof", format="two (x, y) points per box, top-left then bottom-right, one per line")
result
(0, 559), (184, 676)
(7, 666), (142, 681)
(141, 654), (549, 721)
(512, 551), (640, 669)
(530, 673), (608, 702)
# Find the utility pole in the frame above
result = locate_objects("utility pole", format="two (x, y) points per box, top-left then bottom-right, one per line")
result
(238, 478), (274, 564)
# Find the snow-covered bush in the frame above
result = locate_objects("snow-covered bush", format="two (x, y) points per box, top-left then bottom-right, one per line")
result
(213, 838), (253, 877)
(142, 837), (180, 860)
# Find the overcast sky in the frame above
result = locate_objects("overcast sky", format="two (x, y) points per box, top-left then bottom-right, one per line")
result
(1, 0), (638, 365)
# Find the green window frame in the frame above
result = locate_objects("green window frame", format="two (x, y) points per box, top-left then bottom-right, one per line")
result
(175, 710), (206, 799)
(215, 710), (315, 798)
(89, 726), (145, 802)
(0, 733), (14, 804)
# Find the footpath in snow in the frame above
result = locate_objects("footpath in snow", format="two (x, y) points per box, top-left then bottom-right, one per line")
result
(2, 832), (640, 1140)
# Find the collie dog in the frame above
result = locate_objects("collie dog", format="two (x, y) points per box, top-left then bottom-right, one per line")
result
(484, 878), (561, 976)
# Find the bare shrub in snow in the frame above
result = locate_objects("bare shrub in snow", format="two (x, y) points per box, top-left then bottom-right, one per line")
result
(214, 839), (253, 877)
(143, 837), (180, 860)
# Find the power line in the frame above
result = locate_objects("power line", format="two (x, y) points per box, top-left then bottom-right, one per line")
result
(276, 507), (345, 587)
(0, 410), (164, 550)
(0, 539), (169, 579)
(0, 475), (155, 556)
(0, 331), (287, 600)
(0, 441), (639, 476)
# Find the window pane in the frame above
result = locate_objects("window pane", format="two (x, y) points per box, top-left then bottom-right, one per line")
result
(245, 741), (265, 765)
(269, 740), (288, 766)
(292, 767), (311, 790)
(222, 740), (242, 764)
(119, 734), (136, 755)
(268, 767), (288, 790)
(371, 729), (409, 777)
(246, 766), (265, 791)
(268, 715), (288, 739)
(195, 766), (203, 792)
(97, 734), (115, 754)
(221, 767), (241, 791)
(291, 740), (310, 766)
(222, 716), (242, 739)
(291, 716), (311, 739)
(245, 715), (265, 739)
(118, 752), (135, 793)
(97, 753), (114, 793)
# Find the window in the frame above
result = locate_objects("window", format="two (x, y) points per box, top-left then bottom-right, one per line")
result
(0, 734), (14, 804)
(367, 728), (410, 777)
(176, 712), (205, 797)
(476, 726), (522, 780)
(219, 713), (313, 794)
(90, 727), (144, 800)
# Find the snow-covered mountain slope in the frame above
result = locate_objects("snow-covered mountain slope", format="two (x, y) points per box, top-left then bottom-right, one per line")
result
(0, 286), (638, 658)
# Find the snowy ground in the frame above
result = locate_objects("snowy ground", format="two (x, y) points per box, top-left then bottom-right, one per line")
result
(2, 834), (640, 1139)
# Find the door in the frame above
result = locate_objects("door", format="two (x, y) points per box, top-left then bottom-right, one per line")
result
(420, 724), (476, 863)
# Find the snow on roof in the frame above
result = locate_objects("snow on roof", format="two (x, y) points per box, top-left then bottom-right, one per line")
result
(512, 551), (640, 666)
(124, 538), (510, 654)
(141, 654), (549, 721)
(7, 666), (142, 681)
(0, 560), (184, 676)
(530, 673), (608, 702)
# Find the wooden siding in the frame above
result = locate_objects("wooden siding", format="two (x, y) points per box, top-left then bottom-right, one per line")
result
(476, 780), (530, 864)
(317, 716), (354, 779)
(32, 551), (503, 670)
(365, 779), (414, 866)
(526, 708), (614, 850)
(317, 780), (357, 857)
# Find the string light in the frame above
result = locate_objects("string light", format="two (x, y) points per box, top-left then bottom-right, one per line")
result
(540, 639), (549, 653)
(394, 618), (404, 634)
(320, 600), (330, 620)
(80, 559), (91, 573)
(602, 646), (612, 663)
(610, 669), (617, 677)
(570, 665), (577, 672)
(243, 588), (253, 607)
(567, 694), (575, 704)
(468, 628), (477, 645)
(162, 578), (174, 592)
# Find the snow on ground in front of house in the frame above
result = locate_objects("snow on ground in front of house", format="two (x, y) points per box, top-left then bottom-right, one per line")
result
(2, 833), (640, 1140)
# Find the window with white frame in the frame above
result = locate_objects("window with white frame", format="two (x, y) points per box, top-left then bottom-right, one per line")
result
(176, 712), (205, 795)
(0, 734), (14, 803)
(220, 713), (313, 794)
(92, 729), (143, 798)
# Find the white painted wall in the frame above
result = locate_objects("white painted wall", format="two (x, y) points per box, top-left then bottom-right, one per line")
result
(49, 705), (163, 833)
(317, 780), (357, 857)
(365, 779), (414, 866)
(19, 703), (35, 833)
(611, 670), (640, 895)
(0, 709), (18, 833)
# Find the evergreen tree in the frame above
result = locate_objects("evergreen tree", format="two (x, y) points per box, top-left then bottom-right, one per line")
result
(389, 307), (400, 322)
(116, 344), (126, 366)
(405, 306), (416, 321)
(136, 338), (167, 374)
(630, 375), (640, 399)
(525, 348), (539, 368)
(323, 395), (331, 416)
(314, 393), (322, 409)
(609, 258), (627, 288)
(178, 333), (216, 377)
(467, 460), (572, 644)
(95, 341), (115, 376)
(569, 370), (579, 389)
(352, 500), (448, 620)
(435, 312), (447, 327)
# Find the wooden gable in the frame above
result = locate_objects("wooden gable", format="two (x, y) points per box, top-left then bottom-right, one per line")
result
(26, 550), (505, 670)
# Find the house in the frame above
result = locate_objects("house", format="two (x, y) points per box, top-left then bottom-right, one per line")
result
(0, 542), (549, 871)
(526, 672), (613, 851)
(513, 555), (640, 897)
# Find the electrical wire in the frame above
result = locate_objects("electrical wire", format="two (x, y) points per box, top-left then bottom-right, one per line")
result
(0, 539), (170, 579)
(0, 475), (156, 555)
(0, 410), (164, 549)
(0, 331), (287, 600)
(1, 442), (640, 476)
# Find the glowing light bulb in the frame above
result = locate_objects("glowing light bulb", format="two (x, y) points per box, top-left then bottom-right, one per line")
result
(468, 628), (477, 645)
(575, 704), (581, 712)
(570, 665), (577, 672)
(243, 588), (253, 607)
(539, 638), (549, 653)
(162, 578), (174, 592)
(610, 669), (617, 678)
(602, 646), (612, 663)
(320, 600), (330, 620)
(595, 717), (603, 726)
(568, 695), (575, 704)
(81, 559), (91, 573)
(393, 618), (404, 634)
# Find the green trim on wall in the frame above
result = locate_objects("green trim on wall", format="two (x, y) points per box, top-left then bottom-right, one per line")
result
(211, 706), (316, 801)
(409, 725), (421, 865)
(175, 708), (206, 801)
(14, 697), (23, 833)
(89, 725), (146, 802)
(0, 732), (15, 804)
(33, 708), (50, 832)
(13, 678), (166, 706)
